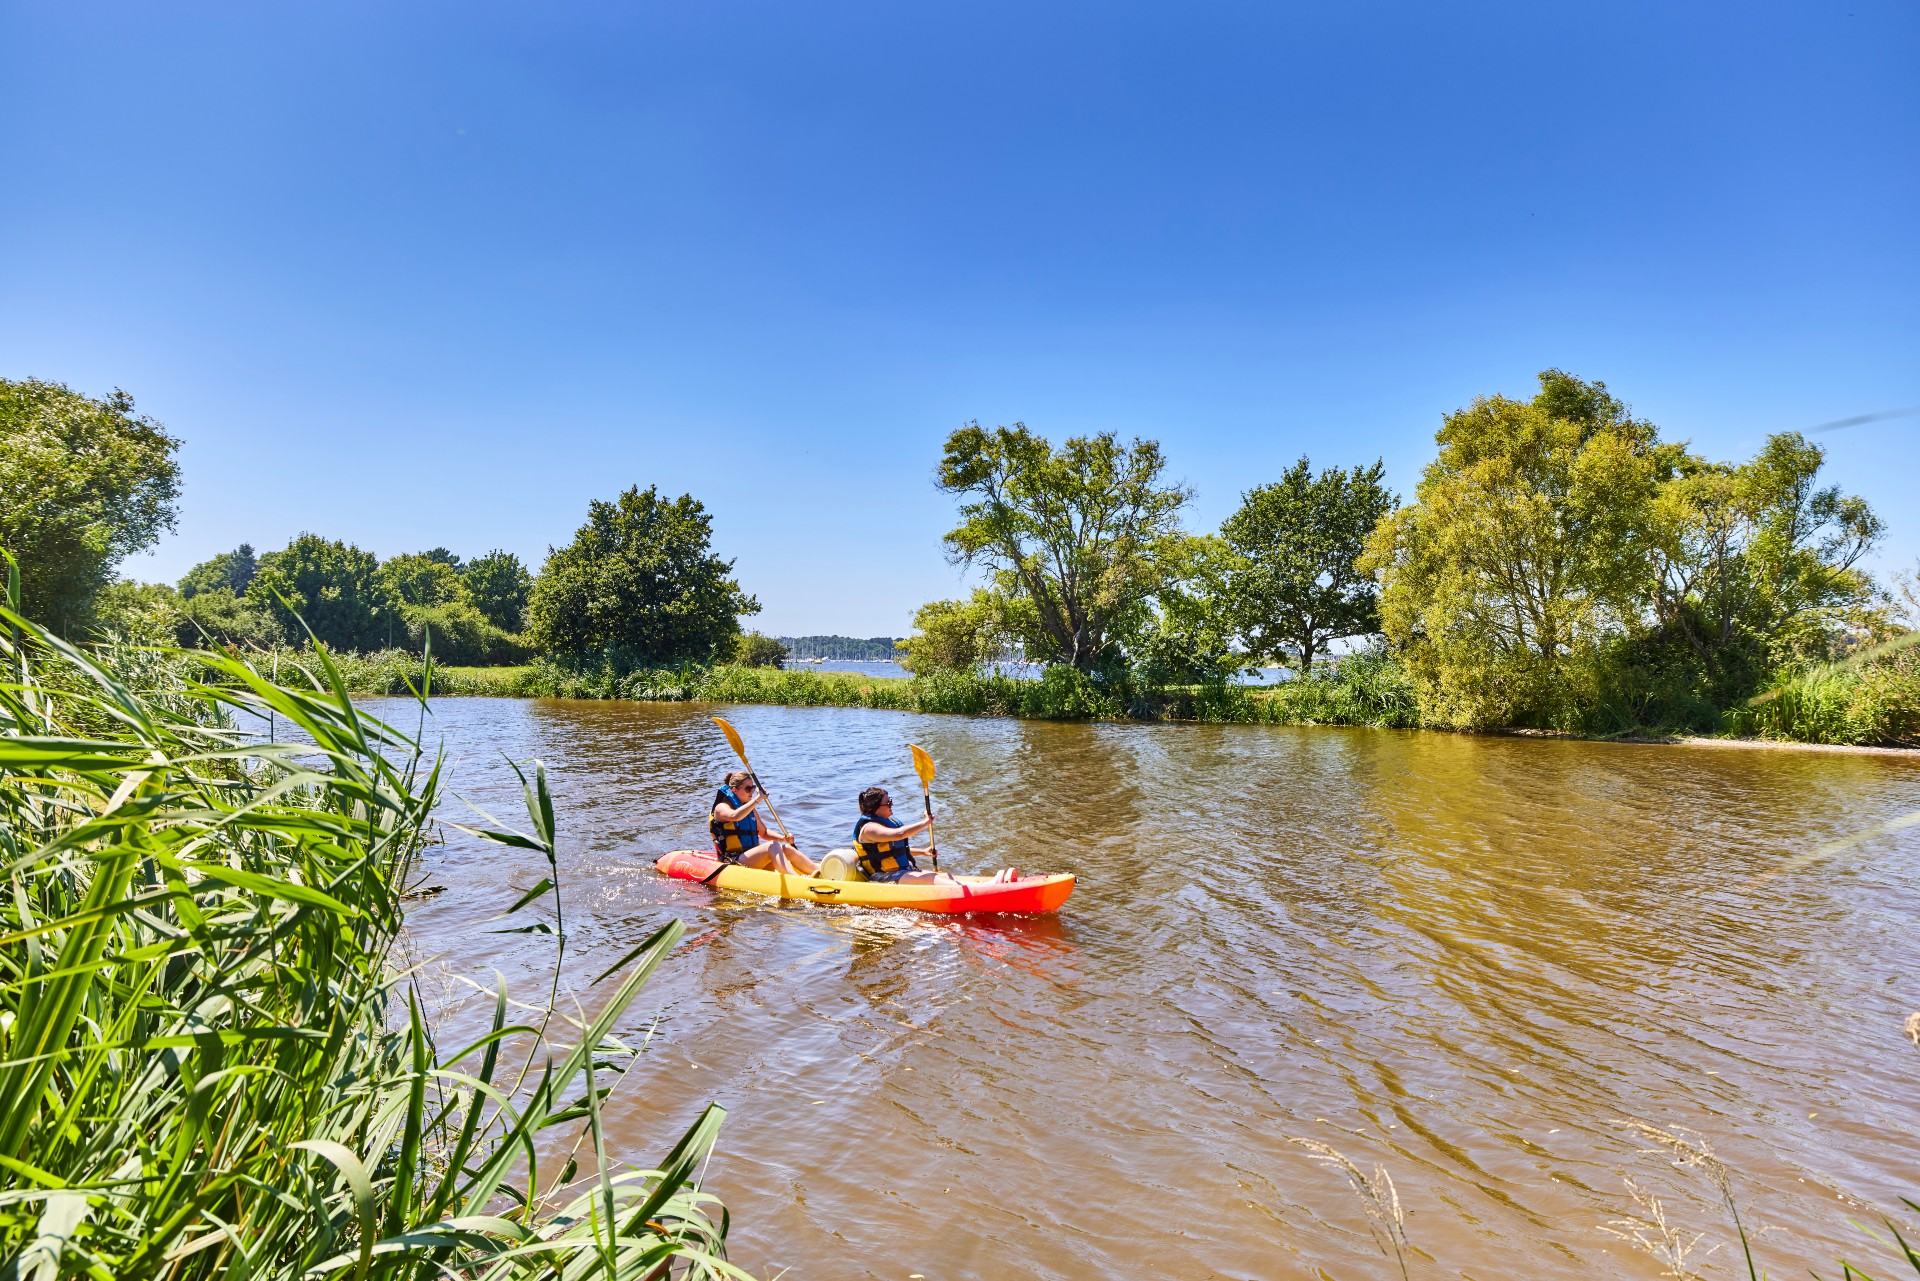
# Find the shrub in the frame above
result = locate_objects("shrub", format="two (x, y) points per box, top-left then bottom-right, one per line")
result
(1727, 643), (1920, 746)
(401, 600), (530, 665)
(735, 630), (789, 667)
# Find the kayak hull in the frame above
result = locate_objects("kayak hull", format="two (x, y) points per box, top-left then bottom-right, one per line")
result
(654, 850), (1075, 914)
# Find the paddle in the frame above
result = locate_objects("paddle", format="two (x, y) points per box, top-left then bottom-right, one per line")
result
(711, 716), (801, 888)
(908, 742), (938, 874)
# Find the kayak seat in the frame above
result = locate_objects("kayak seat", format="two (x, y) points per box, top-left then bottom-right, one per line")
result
(816, 850), (868, 883)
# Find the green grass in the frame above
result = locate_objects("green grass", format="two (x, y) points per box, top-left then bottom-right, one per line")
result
(1726, 639), (1920, 747)
(294, 638), (1918, 747)
(0, 588), (746, 1278)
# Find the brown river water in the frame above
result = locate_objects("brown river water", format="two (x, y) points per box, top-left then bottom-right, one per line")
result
(367, 696), (1920, 1280)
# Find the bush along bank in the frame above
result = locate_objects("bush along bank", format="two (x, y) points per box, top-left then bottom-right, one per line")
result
(503, 646), (1424, 727)
(314, 641), (1920, 747)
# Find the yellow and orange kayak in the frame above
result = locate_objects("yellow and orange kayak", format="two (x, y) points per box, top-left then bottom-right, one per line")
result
(654, 850), (1075, 914)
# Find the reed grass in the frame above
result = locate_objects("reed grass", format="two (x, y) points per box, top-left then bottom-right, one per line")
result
(1727, 637), (1920, 747)
(0, 570), (745, 1279)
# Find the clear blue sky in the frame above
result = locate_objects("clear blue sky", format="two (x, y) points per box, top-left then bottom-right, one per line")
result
(4, 1), (1915, 636)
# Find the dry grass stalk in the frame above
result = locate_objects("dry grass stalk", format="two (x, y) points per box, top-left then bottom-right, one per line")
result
(1604, 1174), (1714, 1280)
(1289, 1136), (1411, 1280)
(1615, 1120), (1764, 1280)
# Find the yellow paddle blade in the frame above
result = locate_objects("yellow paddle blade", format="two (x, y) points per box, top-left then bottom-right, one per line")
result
(908, 742), (936, 788)
(712, 716), (749, 766)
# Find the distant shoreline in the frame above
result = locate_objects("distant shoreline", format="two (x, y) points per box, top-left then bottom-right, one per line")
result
(336, 661), (1919, 755)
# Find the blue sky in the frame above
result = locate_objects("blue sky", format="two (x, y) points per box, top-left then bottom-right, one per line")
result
(3, 1), (1915, 636)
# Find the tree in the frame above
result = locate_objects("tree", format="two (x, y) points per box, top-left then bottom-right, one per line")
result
(895, 589), (1034, 674)
(1128, 535), (1242, 685)
(245, 534), (402, 652)
(936, 422), (1191, 672)
(0, 379), (181, 632)
(1360, 370), (1676, 727)
(463, 550), (534, 631)
(525, 486), (758, 661)
(179, 544), (259, 598)
(734, 631), (789, 667)
(1648, 432), (1884, 694)
(1219, 457), (1396, 672)
(378, 552), (469, 608)
(177, 588), (284, 649)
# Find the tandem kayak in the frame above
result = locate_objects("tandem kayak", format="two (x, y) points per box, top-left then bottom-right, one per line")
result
(654, 849), (1075, 914)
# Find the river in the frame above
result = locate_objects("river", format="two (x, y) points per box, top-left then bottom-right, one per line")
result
(372, 696), (1920, 1279)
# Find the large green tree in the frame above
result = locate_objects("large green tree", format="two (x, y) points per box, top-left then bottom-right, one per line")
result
(377, 552), (469, 608)
(1219, 457), (1396, 672)
(526, 486), (758, 661)
(463, 549), (534, 631)
(936, 422), (1191, 672)
(0, 379), (181, 631)
(1647, 431), (1882, 694)
(245, 534), (403, 652)
(1360, 371), (1676, 727)
(179, 544), (259, 598)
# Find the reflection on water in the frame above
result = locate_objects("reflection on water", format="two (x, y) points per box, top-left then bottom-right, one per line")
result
(377, 696), (1920, 1280)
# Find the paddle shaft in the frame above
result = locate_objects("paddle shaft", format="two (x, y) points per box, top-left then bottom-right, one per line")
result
(749, 771), (796, 846)
(921, 787), (937, 872)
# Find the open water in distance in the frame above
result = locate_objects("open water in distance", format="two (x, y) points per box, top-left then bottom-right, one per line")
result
(781, 658), (1293, 685)
(373, 696), (1920, 1280)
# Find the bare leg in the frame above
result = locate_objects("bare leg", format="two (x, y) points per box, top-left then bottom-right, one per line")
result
(889, 869), (963, 886)
(739, 841), (818, 875)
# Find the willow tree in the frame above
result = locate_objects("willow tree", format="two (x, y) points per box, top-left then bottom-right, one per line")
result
(1647, 431), (1883, 700)
(1360, 371), (1677, 727)
(936, 422), (1191, 673)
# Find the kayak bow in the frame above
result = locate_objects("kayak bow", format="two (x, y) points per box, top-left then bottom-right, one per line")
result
(655, 850), (1074, 914)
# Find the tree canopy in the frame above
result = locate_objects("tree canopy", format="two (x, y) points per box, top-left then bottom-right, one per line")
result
(1220, 457), (1396, 671)
(1360, 370), (1885, 728)
(463, 549), (534, 631)
(178, 544), (258, 598)
(1648, 432), (1883, 696)
(246, 534), (403, 653)
(1361, 371), (1676, 726)
(0, 379), (181, 632)
(377, 552), (469, 608)
(526, 486), (758, 661)
(936, 422), (1191, 672)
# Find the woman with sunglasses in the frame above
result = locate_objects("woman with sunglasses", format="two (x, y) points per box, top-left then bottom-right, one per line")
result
(853, 785), (1020, 885)
(710, 771), (817, 875)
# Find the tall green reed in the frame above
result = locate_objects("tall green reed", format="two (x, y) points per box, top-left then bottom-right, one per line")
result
(0, 564), (746, 1280)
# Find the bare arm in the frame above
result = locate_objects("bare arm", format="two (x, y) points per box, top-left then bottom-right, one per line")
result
(857, 815), (931, 845)
(712, 792), (762, 823)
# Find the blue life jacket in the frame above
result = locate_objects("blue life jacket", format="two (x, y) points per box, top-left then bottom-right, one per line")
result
(853, 812), (917, 876)
(709, 786), (760, 859)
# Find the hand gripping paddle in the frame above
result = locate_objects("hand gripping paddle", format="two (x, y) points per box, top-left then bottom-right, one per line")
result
(712, 716), (799, 889)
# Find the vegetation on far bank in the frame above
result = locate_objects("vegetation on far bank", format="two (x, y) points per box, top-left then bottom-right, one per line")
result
(316, 646), (1917, 748)
(7, 370), (1920, 746)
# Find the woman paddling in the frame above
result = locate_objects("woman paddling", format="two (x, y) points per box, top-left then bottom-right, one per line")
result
(711, 772), (818, 875)
(853, 786), (1018, 884)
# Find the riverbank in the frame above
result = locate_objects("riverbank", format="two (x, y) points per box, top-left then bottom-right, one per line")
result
(316, 649), (1920, 750)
